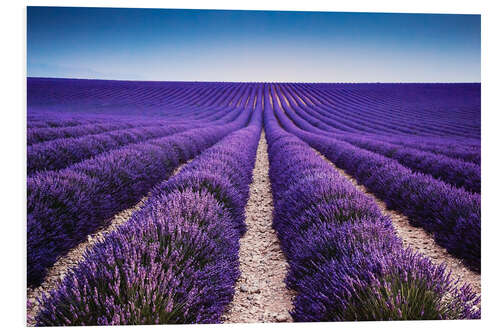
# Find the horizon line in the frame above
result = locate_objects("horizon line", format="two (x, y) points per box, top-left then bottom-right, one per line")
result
(27, 76), (481, 84)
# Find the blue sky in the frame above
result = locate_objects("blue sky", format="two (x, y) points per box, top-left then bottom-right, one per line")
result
(27, 7), (480, 82)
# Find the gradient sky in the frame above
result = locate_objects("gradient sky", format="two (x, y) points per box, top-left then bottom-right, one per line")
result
(27, 7), (481, 82)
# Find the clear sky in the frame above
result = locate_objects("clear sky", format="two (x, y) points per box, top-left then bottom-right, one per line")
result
(27, 7), (481, 82)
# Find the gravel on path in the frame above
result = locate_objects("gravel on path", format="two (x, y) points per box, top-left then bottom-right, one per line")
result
(313, 149), (481, 297)
(223, 131), (295, 324)
(26, 161), (191, 326)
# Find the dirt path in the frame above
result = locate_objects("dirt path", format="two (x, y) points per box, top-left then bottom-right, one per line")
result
(27, 161), (190, 326)
(223, 131), (295, 323)
(314, 149), (481, 296)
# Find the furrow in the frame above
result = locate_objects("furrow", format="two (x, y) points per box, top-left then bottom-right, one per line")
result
(223, 132), (294, 323)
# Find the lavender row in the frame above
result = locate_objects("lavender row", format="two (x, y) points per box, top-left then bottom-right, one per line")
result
(27, 107), (251, 287)
(335, 135), (480, 193)
(279, 83), (477, 145)
(343, 131), (480, 165)
(27, 124), (193, 174)
(27, 110), (222, 147)
(28, 121), (151, 145)
(298, 99), (481, 166)
(376, 135), (481, 165)
(35, 108), (262, 325)
(264, 99), (480, 321)
(281, 84), (411, 136)
(28, 80), (479, 140)
(27, 78), (235, 109)
(27, 118), (104, 129)
(275, 91), (481, 193)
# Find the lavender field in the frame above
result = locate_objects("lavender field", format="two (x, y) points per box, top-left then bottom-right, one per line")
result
(27, 77), (481, 325)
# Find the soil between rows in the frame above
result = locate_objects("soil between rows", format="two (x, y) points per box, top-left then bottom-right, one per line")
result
(223, 131), (295, 323)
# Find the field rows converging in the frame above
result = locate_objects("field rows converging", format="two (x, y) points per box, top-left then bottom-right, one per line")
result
(27, 79), (481, 325)
(270, 84), (481, 271)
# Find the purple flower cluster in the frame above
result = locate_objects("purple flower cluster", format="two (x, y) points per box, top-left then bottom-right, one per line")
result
(35, 99), (262, 325)
(27, 105), (252, 287)
(263, 92), (480, 321)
